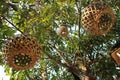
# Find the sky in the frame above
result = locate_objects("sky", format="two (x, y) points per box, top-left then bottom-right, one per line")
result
(0, 66), (10, 80)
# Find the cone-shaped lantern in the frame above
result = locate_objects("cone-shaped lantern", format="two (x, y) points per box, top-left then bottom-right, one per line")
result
(2, 34), (41, 70)
(81, 1), (115, 35)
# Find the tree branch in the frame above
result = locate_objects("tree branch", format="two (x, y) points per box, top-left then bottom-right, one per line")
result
(50, 45), (70, 67)
(2, 16), (24, 35)
(44, 52), (68, 68)
(75, 0), (81, 51)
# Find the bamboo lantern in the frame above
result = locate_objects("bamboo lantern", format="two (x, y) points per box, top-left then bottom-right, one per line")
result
(2, 34), (41, 70)
(111, 48), (120, 66)
(57, 26), (69, 37)
(81, 1), (115, 35)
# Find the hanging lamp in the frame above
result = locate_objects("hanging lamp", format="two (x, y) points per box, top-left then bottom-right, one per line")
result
(81, 1), (115, 35)
(111, 41), (120, 66)
(57, 26), (69, 37)
(2, 34), (41, 70)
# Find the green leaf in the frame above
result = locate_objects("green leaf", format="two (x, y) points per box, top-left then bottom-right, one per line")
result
(9, 3), (18, 11)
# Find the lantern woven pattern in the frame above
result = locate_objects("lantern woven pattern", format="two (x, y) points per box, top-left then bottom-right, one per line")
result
(57, 26), (68, 37)
(81, 1), (114, 35)
(2, 34), (41, 70)
(111, 48), (120, 66)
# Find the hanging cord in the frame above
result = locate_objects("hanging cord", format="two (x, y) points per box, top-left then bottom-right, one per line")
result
(2, 16), (24, 35)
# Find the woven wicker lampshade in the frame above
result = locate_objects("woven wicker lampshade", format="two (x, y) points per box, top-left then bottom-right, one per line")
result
(2, 34), (41, 70)
(57, 26), (69, 37)
(111, 48), (120, 66)
(81, 1), (115, 35)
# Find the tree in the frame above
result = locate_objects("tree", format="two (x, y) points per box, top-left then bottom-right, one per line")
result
(0, 0), (120, 80)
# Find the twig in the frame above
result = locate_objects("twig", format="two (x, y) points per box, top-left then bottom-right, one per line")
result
(45, 52), (68, 68)
(47, 42), (70, 66)
(75, 0), (87, 67)
(50, 45), (70, 66)
(75, 0), (81, 51)
(2, 16), (24, 35)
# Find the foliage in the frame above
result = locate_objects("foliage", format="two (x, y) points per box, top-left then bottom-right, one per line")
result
(0, 0), (120, 80)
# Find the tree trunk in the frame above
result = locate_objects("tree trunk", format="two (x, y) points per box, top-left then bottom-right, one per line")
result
(80, 75), (96, 80)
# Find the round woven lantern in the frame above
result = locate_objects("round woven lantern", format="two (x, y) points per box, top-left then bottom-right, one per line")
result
(81, 1), (115, 35)
(57, 26), (69, 37)
(111, 48), (120, 66)
(2, 34), (41, 70)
